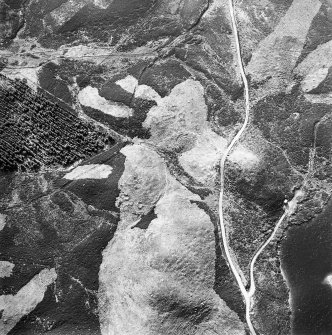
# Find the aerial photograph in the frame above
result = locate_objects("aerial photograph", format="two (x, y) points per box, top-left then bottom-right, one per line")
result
(0, 0), (331, 334)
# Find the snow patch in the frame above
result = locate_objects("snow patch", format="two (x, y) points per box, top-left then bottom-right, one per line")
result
(78, 86), (132, 117)
(64, 164), (113, 180)
(0, 262), (15, 278)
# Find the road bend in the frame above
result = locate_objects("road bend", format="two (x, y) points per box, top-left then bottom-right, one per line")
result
(248, 212), (288, 298)
(217, 1), (288, 334)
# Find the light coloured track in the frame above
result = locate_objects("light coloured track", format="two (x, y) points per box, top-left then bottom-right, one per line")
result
(218, 1), (288, 334)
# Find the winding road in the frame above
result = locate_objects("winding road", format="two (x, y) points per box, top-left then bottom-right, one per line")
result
(218, 1), (288, 334)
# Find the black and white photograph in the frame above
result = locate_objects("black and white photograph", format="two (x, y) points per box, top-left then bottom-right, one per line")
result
(0, 0), (331, 334)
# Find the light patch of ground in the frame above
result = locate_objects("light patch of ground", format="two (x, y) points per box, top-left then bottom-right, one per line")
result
(294, 41), (332, 95)
(0, 40), (121, 74)
(135, 84), (162, 103)
(179, 129), (227, 185)
(1, 67), (40, 91)
(235, 5), (251, 24)
(323, 274), (332, 289)
(301, 67), (329, 92)
(144, 79), (229, 184)
(304, 93), (332, 105)
(294, 40), (332, 97)
(60, 44), (112, 59)
(295, 40), (332, 78)
(247, 0), (321, 91)
(143, 79), (260, 185)
(116, 75), (138, 93)
(116, 144), (168, 223)
(155, 0), (182, 15)
(204, 0), (228, 19)
(0, 41), (156, 90)
(143, 79), (210, 149)
(287, 188), (305, 215)
(228, 145), (260, 169)
(49, 0), (113, 26)
(0, 268), (57, 335)
(116, 75), (162, 103)
(99, 147), (245, 334)
(0, 262), (15, 278)
(93, 0), (112, 9)
(78, 86), (133, 117)
(63, 164), (113, 180)
(49, 0), (91, 27)
(0, 213), (7, 231)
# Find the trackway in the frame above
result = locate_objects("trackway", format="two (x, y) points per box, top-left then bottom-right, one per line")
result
(218, 1), (288, 334)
